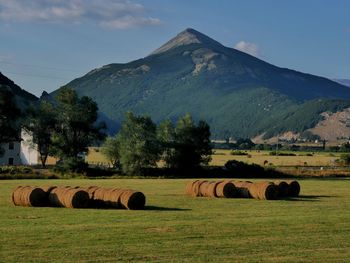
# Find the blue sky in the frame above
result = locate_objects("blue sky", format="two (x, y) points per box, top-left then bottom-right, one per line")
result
(0, 0), (349, 96)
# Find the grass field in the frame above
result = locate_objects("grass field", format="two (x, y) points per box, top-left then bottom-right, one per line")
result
(86, 147), (342, 167)
(1, 178), (350, 262)
(211, 149), (341, 167)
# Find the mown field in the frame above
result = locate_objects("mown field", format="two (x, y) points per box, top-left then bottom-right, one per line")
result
(86, 148), (342, 167)
(211, 149), (341, 167)
(1, 178), (350, 262)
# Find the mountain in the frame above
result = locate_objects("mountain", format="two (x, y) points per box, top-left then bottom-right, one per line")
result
(0, 72), (38, 109)
(334, 79), (350, 87)
(55, 28), (350, 139)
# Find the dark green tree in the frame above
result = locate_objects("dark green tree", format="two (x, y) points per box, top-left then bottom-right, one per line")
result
(167, 114), (212, 169)
(157, 119), (175, 168)
(0, 88), (21, 155)
(23, 101), (57, 167)
(118, 112), (161, 175)
(101, 135), (121, 168)
(51, 87), (106, 170)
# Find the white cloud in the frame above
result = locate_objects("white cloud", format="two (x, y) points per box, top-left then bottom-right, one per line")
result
(0, 0), (161, 29)
(234, 41), (260, 57)
(100, 16), (161, 29)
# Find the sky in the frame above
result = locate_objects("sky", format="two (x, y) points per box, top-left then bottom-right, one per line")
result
(0, 0), (349, 97)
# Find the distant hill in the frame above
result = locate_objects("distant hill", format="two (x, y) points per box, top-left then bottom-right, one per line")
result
(54, 28), (350, 139)
(334, 79), (350, 87)
(0, 72), (38, 109)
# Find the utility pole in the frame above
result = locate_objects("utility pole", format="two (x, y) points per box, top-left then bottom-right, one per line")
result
(276, 138), (279, 156)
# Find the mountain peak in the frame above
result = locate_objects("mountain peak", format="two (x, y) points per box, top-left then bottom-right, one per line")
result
(150, 28), (223, 55)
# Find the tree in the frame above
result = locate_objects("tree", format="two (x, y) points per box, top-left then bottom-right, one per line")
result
(101, 135), (120, 168)
(0, 88), (21, 155)
(339, 142), (350, 152)
(338, 154), (350, 165)
(167, 114), (212, 169)
(51, 87), (106, 170)
(23, 101), (57, 167)
(118, 112), (161, 175)
(235, 138), (255, 150)
(157, 119), (175, 168)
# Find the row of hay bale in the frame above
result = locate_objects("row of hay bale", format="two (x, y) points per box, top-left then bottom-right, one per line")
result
(185, 180), (300, 200)
(12, 186), (146, 210)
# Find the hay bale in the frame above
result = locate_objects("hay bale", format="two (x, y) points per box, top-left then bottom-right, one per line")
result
(191, 180), (208, 197)
(249, 181), (278, 200)
(86, 187), (146, 209)
(109, 189), (125, 208)
(82, 186), (101, 207)
(48, 186), (89, 208)
(231, 181), (252, 198)
(215, 181), (237, 198)
(273, 181), (289, 197)
(104, 188), (121, 208)
(85, 186), (100, 199)
(120, 190), (146, 210)
(12, 186), (47, 207)
(90, 187), (109, 208)
(204, 181), (221, 197)
(198, 181), (209, 197)
(185, 180), (199, 196)
(286, 180), (300, 197)
(39, 186), (57, 194)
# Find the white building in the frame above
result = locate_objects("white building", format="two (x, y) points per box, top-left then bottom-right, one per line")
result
(0, 141), (22, 165)
(20, 130), (40, 165)
(0, 130), (55, 166)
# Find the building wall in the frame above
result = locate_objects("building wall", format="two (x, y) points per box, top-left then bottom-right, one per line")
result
(20, 130), (57, 166)
(20, 130), (39, 165)
(0, 142), (22, 165)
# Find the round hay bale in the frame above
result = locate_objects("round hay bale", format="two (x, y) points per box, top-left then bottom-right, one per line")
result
(12, 186), (47, 207)
(231, 181), (252, 198)
(216, 181), (237, 198)
(107, 189), (125, 208)
(120, 190), (146, 210)
(48, 187), (68, 207)
(198, 181), (209, 197)
(81, 186), (100, 207)
(65, 189), (89, 208)
(249, 181), (278, 200)
(185, 180), (199, 195)
(12, 186), (24, 206)
(39, 186), (57, 194)
(273, 181), (289, 197)
(191, 180), (207, 197)
(204, 181), (221, 197)
(104, 188), (120, 207)
(286, 180), (300, 197)
(91, 187), (109, 208)
(49, 187), (89, 208)
(84, 186), (100, 199)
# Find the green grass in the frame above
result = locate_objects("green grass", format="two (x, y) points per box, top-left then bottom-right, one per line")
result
(1, 178), (350, 262)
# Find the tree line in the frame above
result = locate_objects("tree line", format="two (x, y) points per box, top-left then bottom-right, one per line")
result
(0, 87), (212, 174)
(101, 111), (212, 175)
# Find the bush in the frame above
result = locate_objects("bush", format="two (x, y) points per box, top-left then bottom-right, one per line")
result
(337, 154), (350, 165)
(230, 150), (248, 156)
(54, 158), (88, 174)
(269, 152), (296, 156)
(0, 166), (35, 174)
(224, 160), (265, 177)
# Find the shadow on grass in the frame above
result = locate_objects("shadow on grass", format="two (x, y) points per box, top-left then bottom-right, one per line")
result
(282, 194), (336, 202)
(144, 206), (191, 211)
